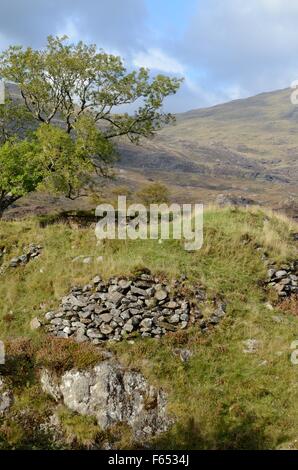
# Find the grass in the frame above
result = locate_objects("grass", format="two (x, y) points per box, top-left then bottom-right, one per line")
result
(0, 205), (298, 449)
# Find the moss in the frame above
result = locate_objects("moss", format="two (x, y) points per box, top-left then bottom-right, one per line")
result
(57, 406), (103, 449)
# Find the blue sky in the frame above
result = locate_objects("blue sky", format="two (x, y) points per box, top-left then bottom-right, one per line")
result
(1, 0), (298, 112)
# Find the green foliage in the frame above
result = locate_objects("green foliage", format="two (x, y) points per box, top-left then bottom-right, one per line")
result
(0, 97), (34, 145)
(0, 137), (43, 215)
(0, 35), (182, 140)
(0, 36), (182, 214)
(136, 182), (170, 205)
(57, 407), (102, 449)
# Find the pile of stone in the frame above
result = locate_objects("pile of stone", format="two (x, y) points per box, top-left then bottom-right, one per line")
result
(43, 272), (226, 344)
(9, 244), (42, 268)
(267, 261), (298, 298)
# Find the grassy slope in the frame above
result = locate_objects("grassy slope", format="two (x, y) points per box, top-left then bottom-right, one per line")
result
(114, 88), (298, 215)
(0, 206), (298, 449)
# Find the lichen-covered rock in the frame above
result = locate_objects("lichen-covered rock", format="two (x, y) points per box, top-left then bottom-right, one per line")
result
(0, 376), (12, 415)
(41, 361), (172, 440)
(40, 369), (62, 401)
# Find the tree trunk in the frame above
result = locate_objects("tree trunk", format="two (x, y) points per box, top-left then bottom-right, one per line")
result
(0, 194), (21, 218)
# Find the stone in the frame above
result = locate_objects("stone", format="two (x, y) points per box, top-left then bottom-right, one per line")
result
(107, 291), (123, 307)
(243, 339), (261, 354)
(100, 324), (114, 335)
(166, 301), (178, 309)
(45, 311), (55, 321)
(9, 257), (19, 268)
(100, 313), (113, 323)
(123, 321), (134, 333)
(168, 314), (180, 324)
(140, 318), (153, 331)
(118, 279), (132, 290)
(74, 329), (88, 343)
(120, 310), (131, 320)
(40, 369), (62, 401)
(275, 270), (288, 279)
(87, 329), (104, 339)
(30, 317), (41, 330)
(155, 289), (168, 301)
(180, 313), (189, 322)
(50, 318), (63, 326)
(174, 348), (193, 363)
(92, 276), (101, 285)
(49, 361), (172, 439)
(0, 377), (12, 415)
(130, 286), (148, 297)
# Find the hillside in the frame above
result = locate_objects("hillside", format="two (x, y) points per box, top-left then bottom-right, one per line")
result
(0, 207), (297, 449)
(116, 88), (298, 217)
(2, 85), (298, 220)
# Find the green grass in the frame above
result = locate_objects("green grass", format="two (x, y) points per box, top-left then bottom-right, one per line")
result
(0, 206), (298, 449)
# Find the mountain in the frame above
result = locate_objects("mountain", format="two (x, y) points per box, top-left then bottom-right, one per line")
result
(2, 84), (298, 219)
(117, 88), (298, 217)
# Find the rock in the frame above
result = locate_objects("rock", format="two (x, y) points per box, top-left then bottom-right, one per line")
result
(118, 279), (132, 290)
(74, 328), (88, 343)
(242, 339), (261, 354)
(92, 276), (101, 285)
(123, 321), (134, 333)
(9, 257), (19, 268)
(130, 286), (148, 297)
(215, 193), (255, 207)
(166, 301), (178, 309)
(43, 272), (226, 343)
(275, 270), (288, 279)
(45, 311), (55, 321)
(40, 369), (62, 401)
(30, 317), (41, 330)
(100, 313), (113, 323)
(47, 361), (173, 439)
(174, 348), (193, 363)
(50, 318), (63, 326)
(140, 318), (153, 331)
(155, 289), (168, 301)
(107, 291), (123, 307)
(265, 302), (274, 311)
(0, 377), (12, 415)
(83, 257), (92, 264)
(100, 324), (114, 335)
(168, 314), (180, 324)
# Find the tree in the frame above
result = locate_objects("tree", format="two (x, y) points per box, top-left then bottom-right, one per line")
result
(35, 119), (116, 200)
(0, 95), (34, 145)
(136, 182), (170, 206)
(0, 36), (182, 140)
(0, 36), (182, 215)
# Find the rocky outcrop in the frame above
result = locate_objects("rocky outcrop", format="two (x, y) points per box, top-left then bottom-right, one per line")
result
(42, 272), (226, 343)
(266, 261), (298, 298)
(0, 376), (12, 415)
(41, 361), (172, 440)
(9, 244), (42, 268)
(215, 193), (256, 207)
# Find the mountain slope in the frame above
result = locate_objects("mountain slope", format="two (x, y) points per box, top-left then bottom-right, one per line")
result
(117, 88), (298, 216)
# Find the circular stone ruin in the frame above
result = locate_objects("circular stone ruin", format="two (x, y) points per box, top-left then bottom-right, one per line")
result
(43, 271), (226, 344)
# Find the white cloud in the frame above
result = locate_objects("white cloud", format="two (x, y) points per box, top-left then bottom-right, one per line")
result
(132, 48), (185, 75)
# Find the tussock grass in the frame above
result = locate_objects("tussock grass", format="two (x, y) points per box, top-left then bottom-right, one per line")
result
(0, 206), (298, 449)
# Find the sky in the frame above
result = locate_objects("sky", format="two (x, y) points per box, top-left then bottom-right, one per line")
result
(1, 0), (298, 112)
